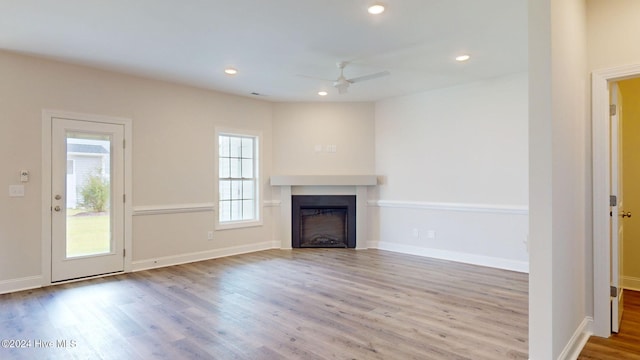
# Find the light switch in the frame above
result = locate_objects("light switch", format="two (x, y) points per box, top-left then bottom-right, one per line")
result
(9, 185), (25, 197)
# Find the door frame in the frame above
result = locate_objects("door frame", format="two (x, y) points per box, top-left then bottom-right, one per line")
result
(592, 64), (640, 337)
(41, 110), (133, 285)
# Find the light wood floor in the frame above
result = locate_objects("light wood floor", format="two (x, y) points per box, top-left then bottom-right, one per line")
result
(0, 249), (529, 359)
(578, 290), (640, 359)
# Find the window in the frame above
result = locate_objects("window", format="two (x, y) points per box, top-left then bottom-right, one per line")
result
(217, 131), (260, 228)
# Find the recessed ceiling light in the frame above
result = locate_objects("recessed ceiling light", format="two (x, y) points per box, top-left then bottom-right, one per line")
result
(318, 91), (328, 96)
(455, 55), (471, 62)
(224, 68), (238, 75)
(368, 3), (385, 15)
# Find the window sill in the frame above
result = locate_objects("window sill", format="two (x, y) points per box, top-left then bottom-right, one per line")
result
(216, 219), (263, 231)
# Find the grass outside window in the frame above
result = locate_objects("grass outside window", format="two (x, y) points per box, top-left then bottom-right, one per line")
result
(66, 209), (111, 257)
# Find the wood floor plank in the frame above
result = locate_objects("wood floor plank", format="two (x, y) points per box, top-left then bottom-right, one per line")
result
(0, 249), (528, 359)
(578, 290), (640, 359)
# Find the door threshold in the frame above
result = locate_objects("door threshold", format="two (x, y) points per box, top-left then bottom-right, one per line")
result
(51, 270), (125, 285)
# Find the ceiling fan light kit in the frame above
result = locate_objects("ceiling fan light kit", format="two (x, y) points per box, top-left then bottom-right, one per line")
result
(308, 61), (390, 95)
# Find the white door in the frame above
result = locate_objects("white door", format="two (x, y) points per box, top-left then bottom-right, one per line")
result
(51, 117), (125, 282)
(610, 82), (625, 333)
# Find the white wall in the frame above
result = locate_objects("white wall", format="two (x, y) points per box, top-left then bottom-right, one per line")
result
(375, 73), (528, 204)
(529, 0), (589, 358)
(372, 73), (529, 272)
(270, 102), (376, 247)
(272, 102), (375, 175)
(0, 50), (275, 287)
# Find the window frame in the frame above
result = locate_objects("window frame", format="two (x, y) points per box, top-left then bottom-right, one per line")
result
(67, 159), (75, 175)
(215, 127), (262, 230)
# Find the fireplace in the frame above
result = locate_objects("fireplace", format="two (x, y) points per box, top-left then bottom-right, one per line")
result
(292, 195), (356, 248)
(270, 175), (376, 250)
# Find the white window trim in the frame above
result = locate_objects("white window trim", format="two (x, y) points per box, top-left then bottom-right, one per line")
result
(67, 159), (75, 175)
(215, 127), (262, 230)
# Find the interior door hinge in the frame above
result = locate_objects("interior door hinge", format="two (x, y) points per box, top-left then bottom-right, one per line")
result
(610, 195), (617, 206)
(123, 139), (126, 149)
(610, 104), (617, 116)
(611, 286), (618, 297)
(123, 194), (126, 203)
(123, 248), (126, 258)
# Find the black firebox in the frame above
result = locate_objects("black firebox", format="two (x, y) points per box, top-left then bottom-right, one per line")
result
(291, 195), (356, 248)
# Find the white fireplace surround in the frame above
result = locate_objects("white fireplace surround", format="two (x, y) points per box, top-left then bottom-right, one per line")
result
(270, 175), (377, 249)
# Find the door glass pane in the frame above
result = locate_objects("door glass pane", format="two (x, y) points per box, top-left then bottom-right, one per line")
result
(66, 132), (112, 258)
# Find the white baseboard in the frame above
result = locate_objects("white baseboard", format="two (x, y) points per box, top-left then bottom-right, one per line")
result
(0, 275), (43, 295)
(368, 241), (529, 273)
(557, 317), (593, 360)
(622, 276), (640, 291)
(132, 241), (279, 271)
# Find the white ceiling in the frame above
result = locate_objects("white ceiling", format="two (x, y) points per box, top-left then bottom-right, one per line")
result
(0, 0), (527, 102)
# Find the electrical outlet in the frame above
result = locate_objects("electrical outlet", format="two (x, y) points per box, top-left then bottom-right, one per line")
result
(426, 230), (436, 239)
(412, 228), (419, 238)
(207, 231), (214, 240)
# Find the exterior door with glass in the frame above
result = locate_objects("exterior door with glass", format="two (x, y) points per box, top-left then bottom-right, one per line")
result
(51, 117), (125, 282)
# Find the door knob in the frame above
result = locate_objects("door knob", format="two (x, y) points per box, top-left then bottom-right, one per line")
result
(621, 211), (632, 218)
(54, 206), (61, 212)
(55, 194), (62, 200)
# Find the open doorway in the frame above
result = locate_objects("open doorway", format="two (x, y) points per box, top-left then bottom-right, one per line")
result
(592, 65), (640, 337)
(617, 79), (640, 296)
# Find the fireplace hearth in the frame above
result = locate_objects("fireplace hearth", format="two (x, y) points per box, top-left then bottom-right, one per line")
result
(292, 195), (356, 248)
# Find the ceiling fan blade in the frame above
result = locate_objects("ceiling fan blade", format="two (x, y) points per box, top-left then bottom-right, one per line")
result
(347, 70), (390, 84)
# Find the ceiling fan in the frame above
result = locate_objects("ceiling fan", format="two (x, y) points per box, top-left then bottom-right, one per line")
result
(302, 61), (390, 94)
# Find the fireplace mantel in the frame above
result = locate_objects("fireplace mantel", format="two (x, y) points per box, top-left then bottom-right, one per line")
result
(271, 175), (377, 250)
(270, 175), (377, 186)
